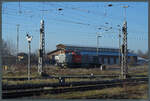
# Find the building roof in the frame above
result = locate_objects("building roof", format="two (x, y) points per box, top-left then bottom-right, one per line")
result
(57, 44), (119, 49)
(56, 44), (120, 52)
(80, 51), (137, 56)
(47, 44), (137, 57)
(137, 57), (148, 61)
(47, 49), (61, 55)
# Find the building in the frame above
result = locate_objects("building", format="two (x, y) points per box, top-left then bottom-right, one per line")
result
(2, 54), (16, 66)
(137, 57), (148, 65)
(47, 44), (137, 66)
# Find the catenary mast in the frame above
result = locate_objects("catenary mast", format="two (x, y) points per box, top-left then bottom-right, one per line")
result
(38, 20), (45, 75)
(121, 6), (129, 79)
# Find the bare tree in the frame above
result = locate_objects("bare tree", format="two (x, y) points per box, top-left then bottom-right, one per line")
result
(137, 50), (148, 59)
(2, 39), (17, 66)
(142, 51), (148, 59)
(137, 50), (143, 57)
(2, 39), (16, 56)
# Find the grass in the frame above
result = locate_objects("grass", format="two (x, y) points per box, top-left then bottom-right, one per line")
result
(3, 65), (121, 78)
(2, 64), (148, 85)
(3, 64), (148, 76)
(2, 78), (113, 85)
(36, 84), (148, 99)
(2, 65), (40, 78)
(2, 79), (58, 85)
(2, 65), (148, 99)
(128, 65), (148, 76)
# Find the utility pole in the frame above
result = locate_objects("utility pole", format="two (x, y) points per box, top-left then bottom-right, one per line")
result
(16, 24), (20, 64)
(96, 32), (102, 66)
(26, 33), (32, 80)
(119, 31), (121, 65)
(97, 32), (102, 56)
(97, 32), (99, 57)
(38, 19), (45, 75)
(117, 25), (121, 66)
(18, 0), (22, 14)
(16, 24), (20, 56)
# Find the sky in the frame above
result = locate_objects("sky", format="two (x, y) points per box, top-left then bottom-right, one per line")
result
(2, 2), (148, 54)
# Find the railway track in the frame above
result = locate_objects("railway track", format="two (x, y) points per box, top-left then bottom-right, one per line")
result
(2, 77), (148, 99)
(2, 75), (119, 81)
(3, 77), (148, 90)
(2, 74), (147, 81)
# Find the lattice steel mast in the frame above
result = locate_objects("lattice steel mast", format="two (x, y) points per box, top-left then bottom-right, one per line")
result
(38, 20), (45, 75)
(121, 21), (128, 79)
(121, 5), (129, 79)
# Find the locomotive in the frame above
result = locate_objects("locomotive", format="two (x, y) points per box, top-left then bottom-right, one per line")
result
(55, 50), (102, 68)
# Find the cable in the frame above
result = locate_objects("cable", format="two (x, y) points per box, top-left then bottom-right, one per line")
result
(46, 3), (107, 25)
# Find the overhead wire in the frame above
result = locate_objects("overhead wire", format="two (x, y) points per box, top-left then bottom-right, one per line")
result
(46, 3), (107, 26)
(3, 2), (148, 42)
(3, 2), (113, 31)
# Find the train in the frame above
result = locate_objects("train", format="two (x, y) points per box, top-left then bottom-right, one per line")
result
(55, 50), (104, 68)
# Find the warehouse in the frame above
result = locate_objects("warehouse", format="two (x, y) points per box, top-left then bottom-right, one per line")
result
(47, 44), (137, 66)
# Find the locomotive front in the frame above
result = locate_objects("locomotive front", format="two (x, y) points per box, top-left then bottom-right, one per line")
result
(56, 50), (82, 68)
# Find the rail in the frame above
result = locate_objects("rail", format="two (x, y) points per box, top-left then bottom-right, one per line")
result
(2, 77), (148, 99)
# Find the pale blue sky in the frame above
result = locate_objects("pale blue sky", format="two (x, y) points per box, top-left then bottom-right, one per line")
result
(2, 2), (148, 54)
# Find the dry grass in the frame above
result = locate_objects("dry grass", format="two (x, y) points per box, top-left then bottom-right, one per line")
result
(3, 65), (120, 78)
(2, 78), (112, 85)
(36, 84), (148, 99)
(2, 64), (148, 78)
(2, 65), (148, 99)
(2, 79), (58, 85)
(44, 66), (120, 76)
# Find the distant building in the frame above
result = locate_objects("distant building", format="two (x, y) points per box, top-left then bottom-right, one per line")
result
(137, 57), (148, 65)
(17, 52), (39, 65)
(47, 44), (137, 66)
(17, 52), (28, 64)
(2, 54), (16, 66)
